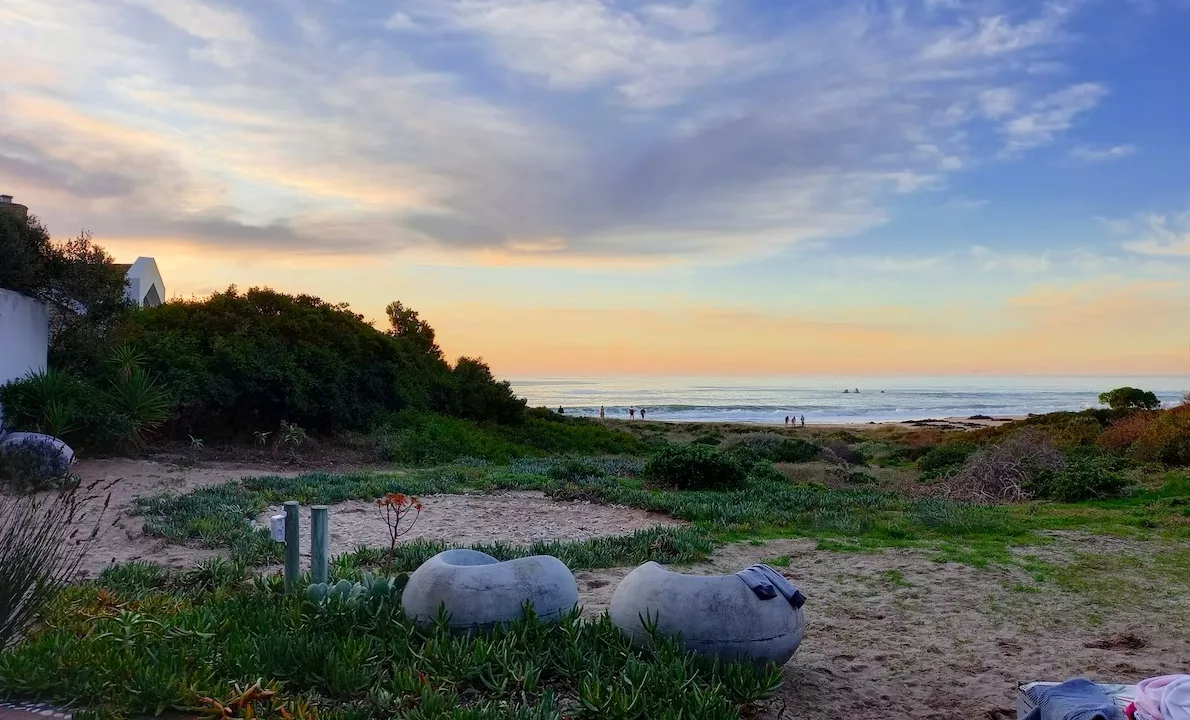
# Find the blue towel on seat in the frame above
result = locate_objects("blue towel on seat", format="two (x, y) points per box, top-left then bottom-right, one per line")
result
(735, 564), (805, 608)
(1023, 679), (1127, 720)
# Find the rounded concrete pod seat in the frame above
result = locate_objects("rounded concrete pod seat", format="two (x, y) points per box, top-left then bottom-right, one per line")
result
(609, 561), (805, 665)
(401, 549), (580, 632)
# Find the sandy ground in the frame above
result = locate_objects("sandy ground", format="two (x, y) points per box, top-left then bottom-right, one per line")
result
(257, 491), (683, 557)
(52, 460), (1190, 718)
(577, 536), (1190, 719)
(67, 458), (305, 576)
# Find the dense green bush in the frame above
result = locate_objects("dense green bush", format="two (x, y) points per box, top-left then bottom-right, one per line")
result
(546, 456), (606, 482)
(115, 288), (442, 439)
(644, 445), (747, 491)
(1028, 450), (1132, 502)
(917, 443), (976, 475)
(0, 357), (170, 452)
(114, 288), (526, 441)
(724, 434), (820, 463)
(447, 357), (526, 424)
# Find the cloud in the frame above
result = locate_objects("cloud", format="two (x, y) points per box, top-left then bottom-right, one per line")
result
(0, 0), (1113, 264)
(970, 245), (1050, 273)
(1001, 83), (1108, 154)
(1122, 212), (1190, 256)
(1069, 144), (1136, 162)
(979, 87), (1017, 118)
(384, 12), (418, 30)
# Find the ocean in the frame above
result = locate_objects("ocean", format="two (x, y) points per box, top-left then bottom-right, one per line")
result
(508, 376), (1190, 425)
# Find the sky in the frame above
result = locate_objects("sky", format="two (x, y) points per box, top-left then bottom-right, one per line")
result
(2, 0), (1190, 376)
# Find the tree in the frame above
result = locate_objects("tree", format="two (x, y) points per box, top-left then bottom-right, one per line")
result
(1098, 387), (1162, 412)
(0, 213), (131, 370)
(385, 301), (441, 358)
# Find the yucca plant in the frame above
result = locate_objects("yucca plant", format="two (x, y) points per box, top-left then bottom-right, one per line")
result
(108, 344), (147, 381)
(106, 367), (171, 449)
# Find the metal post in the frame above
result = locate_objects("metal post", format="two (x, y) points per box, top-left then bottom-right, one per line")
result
(284, 500), (300, 590)
(311, 505), (329, 584)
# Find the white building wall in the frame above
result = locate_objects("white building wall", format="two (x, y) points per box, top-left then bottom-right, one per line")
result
(0, 289), (49, 387)
(125, 257), (165, 307)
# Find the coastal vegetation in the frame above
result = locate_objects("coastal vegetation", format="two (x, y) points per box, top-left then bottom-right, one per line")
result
(2, 214), (1190, 718)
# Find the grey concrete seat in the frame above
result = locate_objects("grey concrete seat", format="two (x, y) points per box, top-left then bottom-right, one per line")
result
(401, 549), (579, 632)
(609, 561), (805, 665)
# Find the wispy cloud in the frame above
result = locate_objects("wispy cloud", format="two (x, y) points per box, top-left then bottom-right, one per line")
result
(0, 0), (1116, 265)
(1069, 144), (1136, 162)
(1123, 212), (1190, 256)
(1001, 83), (1108, 155)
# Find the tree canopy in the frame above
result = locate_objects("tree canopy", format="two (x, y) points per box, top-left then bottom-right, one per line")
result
(1098, 386), (1162, 412)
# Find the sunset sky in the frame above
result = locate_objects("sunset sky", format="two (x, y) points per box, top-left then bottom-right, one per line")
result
(3, 0), (1189, 376)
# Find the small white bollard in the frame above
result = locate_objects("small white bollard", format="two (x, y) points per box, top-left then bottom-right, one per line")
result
(269, 514), (286, 542)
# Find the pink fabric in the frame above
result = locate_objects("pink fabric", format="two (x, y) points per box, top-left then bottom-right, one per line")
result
(1136, 675), (1190, 720)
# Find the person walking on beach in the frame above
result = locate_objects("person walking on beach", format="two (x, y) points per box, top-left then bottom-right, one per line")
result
(599, 406), (605, 419)
(785, 415), (790, 426)
(629, 407), (636, 419)
(640, 407), (647, 420)
(558, 406), (565, 414)
(800, 415), (805, 427)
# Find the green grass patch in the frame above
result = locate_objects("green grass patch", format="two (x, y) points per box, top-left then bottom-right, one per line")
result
(364, 412), (647, 466)
(0, 576), (782, 719)
(134, 459), (1190, 572)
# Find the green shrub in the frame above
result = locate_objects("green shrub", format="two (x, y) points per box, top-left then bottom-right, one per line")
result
(447, 357), (526, 424)
(774, 438), (821, 463)
(1, 353), (172, 452)
(644, 445), (747, 490)
(692, 435), (722, 446)
(0, 370), (108, 449)
(371, 413), (519, 466)
(918, 443), (976, 475)
(724, 434), (820, 463)
(818, 439), (865, 465)
(546, 456), (606, 482)
(1028, 451), (1133, 502)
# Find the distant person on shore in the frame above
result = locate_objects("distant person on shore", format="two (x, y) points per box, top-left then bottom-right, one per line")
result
(558, 406), (564, 414)
(785, 415), (790, 425)
(800, 415), (805, 427)
(629, 407), (636, 419)
(640, 407), (647, 420)
(599, 406), (605, 419)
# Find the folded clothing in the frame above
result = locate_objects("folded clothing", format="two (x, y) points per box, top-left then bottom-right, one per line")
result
(1023, 678), (1127, 720)
(735, 564), (806, 608)
(1135, 675), (1190, 720)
